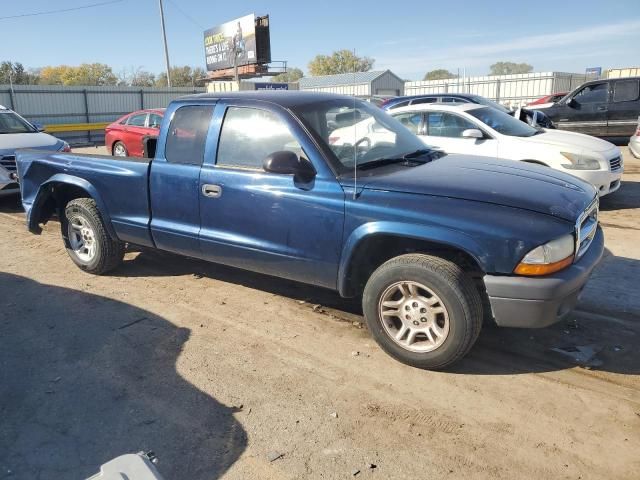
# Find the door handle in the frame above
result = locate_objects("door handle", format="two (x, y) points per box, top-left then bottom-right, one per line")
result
(202, 184), (222, 198)
(597, 106), (608, 111)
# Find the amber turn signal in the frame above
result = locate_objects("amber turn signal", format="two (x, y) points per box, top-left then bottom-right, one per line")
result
(514, 255), (574, 276)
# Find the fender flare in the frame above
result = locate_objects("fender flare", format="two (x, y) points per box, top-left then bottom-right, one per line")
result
(337, 221), (490, 297)
(28, 173), (117, 238)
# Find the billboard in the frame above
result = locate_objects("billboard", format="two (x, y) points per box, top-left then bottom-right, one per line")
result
(204, 14), (270, 72)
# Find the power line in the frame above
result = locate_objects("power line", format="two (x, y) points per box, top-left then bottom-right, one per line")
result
(164, 0), (204, 29)
(0, 0), (124, 21)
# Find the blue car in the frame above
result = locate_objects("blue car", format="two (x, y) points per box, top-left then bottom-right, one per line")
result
(15, 92), (602, 369)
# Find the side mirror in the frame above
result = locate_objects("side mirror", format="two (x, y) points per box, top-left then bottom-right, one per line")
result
(263, 150), (316, 181)
(461, 129), (484, 139)
(32, 121), (45, 132)
(565, 97), (576, 107)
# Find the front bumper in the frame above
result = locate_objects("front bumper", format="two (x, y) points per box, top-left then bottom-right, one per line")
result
(569, 168), (623, 197)
(484, 227), (604, 328)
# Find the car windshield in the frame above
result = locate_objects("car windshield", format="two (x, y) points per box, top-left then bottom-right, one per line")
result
(469, 95), (510, 113)
(0, 111), (36, 134)
(467, 106), (538, 137)
(291, 98), (429, 174)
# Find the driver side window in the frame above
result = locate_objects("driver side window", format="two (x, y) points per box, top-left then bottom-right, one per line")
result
(573, 83), (608, 104)
(217, 107), (303, 170)
(427, 112), (476, 137)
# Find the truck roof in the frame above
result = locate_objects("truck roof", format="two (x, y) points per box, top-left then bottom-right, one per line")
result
(179, 91), (355, 107)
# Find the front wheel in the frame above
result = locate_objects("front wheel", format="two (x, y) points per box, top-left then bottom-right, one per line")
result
(62, 198), (124, 274)
(362, 254), (483, 370)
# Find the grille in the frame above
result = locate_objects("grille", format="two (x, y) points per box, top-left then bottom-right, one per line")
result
(575, 198), (599, 261)
(609, 156), (622, 171)
(0, 155), (16, 172)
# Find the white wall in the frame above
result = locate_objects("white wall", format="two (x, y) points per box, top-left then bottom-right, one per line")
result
(405, 72), (587, 108)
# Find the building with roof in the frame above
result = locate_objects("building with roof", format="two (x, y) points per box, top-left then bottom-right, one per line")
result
(297, 70), (404, 97)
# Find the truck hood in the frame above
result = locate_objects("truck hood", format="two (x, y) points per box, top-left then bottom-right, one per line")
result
(350, 155), (595, 222)
(522, 129), (615, 153)
(0, 132), (63, 154)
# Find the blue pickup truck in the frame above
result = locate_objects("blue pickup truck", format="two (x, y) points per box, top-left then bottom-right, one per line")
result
(16, 92), (604, 369)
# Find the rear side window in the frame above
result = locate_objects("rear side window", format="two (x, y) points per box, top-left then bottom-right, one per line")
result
(149, 113), (163, 128)
(165, 105), (213, 165)
(217, 107), (303, 169)
(127, 113), (147, 127)
(442, 97), (469, 103)
(613, 80), (639, 103)
(411, 97), (437, 105)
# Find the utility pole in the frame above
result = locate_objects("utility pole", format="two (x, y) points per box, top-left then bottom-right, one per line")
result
(158, 0), (172, 87)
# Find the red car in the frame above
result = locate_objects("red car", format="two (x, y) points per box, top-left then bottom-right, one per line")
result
(105, 108), (165, 157)
(526, 92), (568, 106)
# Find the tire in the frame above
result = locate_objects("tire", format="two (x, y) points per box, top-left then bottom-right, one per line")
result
(113, 141), (128, 157)
(61, 198), (124, 275)
(362, 253), (483, 370)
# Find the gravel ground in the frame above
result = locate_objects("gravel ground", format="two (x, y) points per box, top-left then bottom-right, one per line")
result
(0, 148), (638, 480)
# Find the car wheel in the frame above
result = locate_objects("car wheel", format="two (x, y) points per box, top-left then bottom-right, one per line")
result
(113, 141), (128, 157)
(362, 253), (483, 370)
(61, 198), (124, 275)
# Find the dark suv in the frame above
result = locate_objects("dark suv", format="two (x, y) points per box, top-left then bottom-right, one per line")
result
(530, 77), (640, 138)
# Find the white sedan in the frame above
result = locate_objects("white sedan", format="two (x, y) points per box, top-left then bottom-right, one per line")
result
(387, 103), (623, 196)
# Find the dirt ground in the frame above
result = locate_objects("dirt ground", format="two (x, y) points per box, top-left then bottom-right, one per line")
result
(1, 147), (639, 480)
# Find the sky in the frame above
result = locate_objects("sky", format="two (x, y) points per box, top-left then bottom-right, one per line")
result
(1, 0), (639, 80)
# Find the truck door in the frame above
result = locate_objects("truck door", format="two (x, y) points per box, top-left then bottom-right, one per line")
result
(149, 104), (214, 257)
(555, 82), (609, 136)
(607, 78), (640, 137)
(198, 101), (345, 289)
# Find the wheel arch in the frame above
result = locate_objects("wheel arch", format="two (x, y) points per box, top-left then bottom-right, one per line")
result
(338, 222), (489, 298)
(27, 174), (117, 238)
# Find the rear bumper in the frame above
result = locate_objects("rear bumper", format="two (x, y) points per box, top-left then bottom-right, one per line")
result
(484, 227), (604, 328)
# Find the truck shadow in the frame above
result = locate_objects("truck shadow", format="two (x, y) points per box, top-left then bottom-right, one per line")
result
(0, 272), (247, 480)
(117, 249), (639, 377)
(599, 180), (640, 211)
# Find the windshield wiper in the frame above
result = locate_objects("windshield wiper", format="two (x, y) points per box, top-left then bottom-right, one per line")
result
(356, 149), (434, 170)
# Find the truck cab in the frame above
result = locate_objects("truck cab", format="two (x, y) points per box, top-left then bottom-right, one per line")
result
(532, 77), (640, 138)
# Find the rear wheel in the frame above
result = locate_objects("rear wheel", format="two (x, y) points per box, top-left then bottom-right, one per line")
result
(62, 198), (124, 274)
(113, 141), (128, 157)
(362, 254), (482, 370)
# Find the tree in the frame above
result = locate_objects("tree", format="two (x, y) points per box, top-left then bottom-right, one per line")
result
(489, 61), (533, 76)
(155, 66), (206, 87)
(39, 63), (117, 86)
(308, 50), (374, 76)
(423, 69), (458, 81)
(0, 61), (38, 85)
(272, 67), (304, 83)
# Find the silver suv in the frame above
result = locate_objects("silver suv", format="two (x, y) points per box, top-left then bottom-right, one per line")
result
(0, 106), (70, 196)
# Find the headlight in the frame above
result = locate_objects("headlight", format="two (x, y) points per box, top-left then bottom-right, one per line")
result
(514, 234), (574, 276)
(59, 141), (71, 153)
(560, 152), (601, 170)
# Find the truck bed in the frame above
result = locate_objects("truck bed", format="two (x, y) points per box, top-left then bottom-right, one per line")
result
(16, 150), (154, 247)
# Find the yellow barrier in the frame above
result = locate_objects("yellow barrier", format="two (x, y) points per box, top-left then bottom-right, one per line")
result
(44, 122), (110, 133)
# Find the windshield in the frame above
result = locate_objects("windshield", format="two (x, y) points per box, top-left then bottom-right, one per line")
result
(0, 111), (37, 134)
(470, 95), (510, 113)
(291, 99), (428, 174)
(467, 107), (538, 137)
